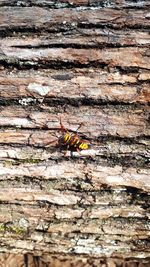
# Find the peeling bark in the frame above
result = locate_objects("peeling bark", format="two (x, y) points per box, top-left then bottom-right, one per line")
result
(0, 0), (150, 265)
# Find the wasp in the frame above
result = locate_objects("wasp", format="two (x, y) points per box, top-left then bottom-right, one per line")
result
(47, 117), (89, 155)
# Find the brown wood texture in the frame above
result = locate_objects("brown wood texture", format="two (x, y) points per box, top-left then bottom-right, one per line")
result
(0, 0), (150, 265)
(0, 254), (150, 267)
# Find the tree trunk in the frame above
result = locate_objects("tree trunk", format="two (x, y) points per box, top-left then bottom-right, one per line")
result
(0, 0), (150, 266)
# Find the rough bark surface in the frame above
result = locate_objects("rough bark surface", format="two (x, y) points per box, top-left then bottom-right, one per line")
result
(0, 0), (150, 266)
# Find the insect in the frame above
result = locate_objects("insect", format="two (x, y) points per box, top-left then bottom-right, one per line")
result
(47, 117), (89, 155)
(59, 117), (89, 152)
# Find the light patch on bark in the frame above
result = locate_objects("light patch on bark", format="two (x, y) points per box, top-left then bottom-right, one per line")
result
(0, 117), (33, 128)
(27, 83), (50, 96)
(145, 12), (150, 18)
(64, 149), (100, 157)
(35, 191), (80, 205)
(19, 98), (36, 106)
(73, 242), (119, 257)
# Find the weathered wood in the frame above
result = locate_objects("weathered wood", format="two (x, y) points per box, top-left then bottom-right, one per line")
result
(0, 254), (150, 267)
(0, 162), (150, 190)
(0, 0), (150, 265)
(0, 7), (149, 31)
(0, 70), (150, 103)
(1, 46), (150, 69)
(0, 105), (149, 138)
(0, 7), (149, 30)
(1, 29), (150, 47)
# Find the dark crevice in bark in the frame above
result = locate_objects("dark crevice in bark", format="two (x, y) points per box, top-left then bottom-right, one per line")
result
(0, 59), (109, 70)
(78, 23), (150, 31)
(24, 254), (29, 267)
(0, 28), (51, 38)
(1, 58), (150, 72)
(0, 59), (101, 70)
(0, 22), (150, 38)
(0, 97), (149, 108)
(0, 27), (67, 38)
(10, 42), (149, 49)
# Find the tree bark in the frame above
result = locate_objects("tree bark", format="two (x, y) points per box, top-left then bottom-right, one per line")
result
(0, 0), (150, 266)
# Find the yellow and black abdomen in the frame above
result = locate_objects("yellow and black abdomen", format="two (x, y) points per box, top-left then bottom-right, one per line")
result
(61, 133), (89, 151)
(78, 142), (89, 150)
(63, 133), (71, 144)
(70, 135), (89, 150)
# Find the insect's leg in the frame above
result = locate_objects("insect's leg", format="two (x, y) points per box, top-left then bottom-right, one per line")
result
(44, 139), (58, 147)
(64, 144), (70, 157)
(76, 148), (81, 154)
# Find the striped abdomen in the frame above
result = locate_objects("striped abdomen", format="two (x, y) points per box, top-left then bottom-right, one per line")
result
(63, 133), (88, 150)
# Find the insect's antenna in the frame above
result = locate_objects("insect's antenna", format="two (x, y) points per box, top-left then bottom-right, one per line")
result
(59, 116), (67, 132)
(75, 122), (84, 132)
(59, 116), (64, 128)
